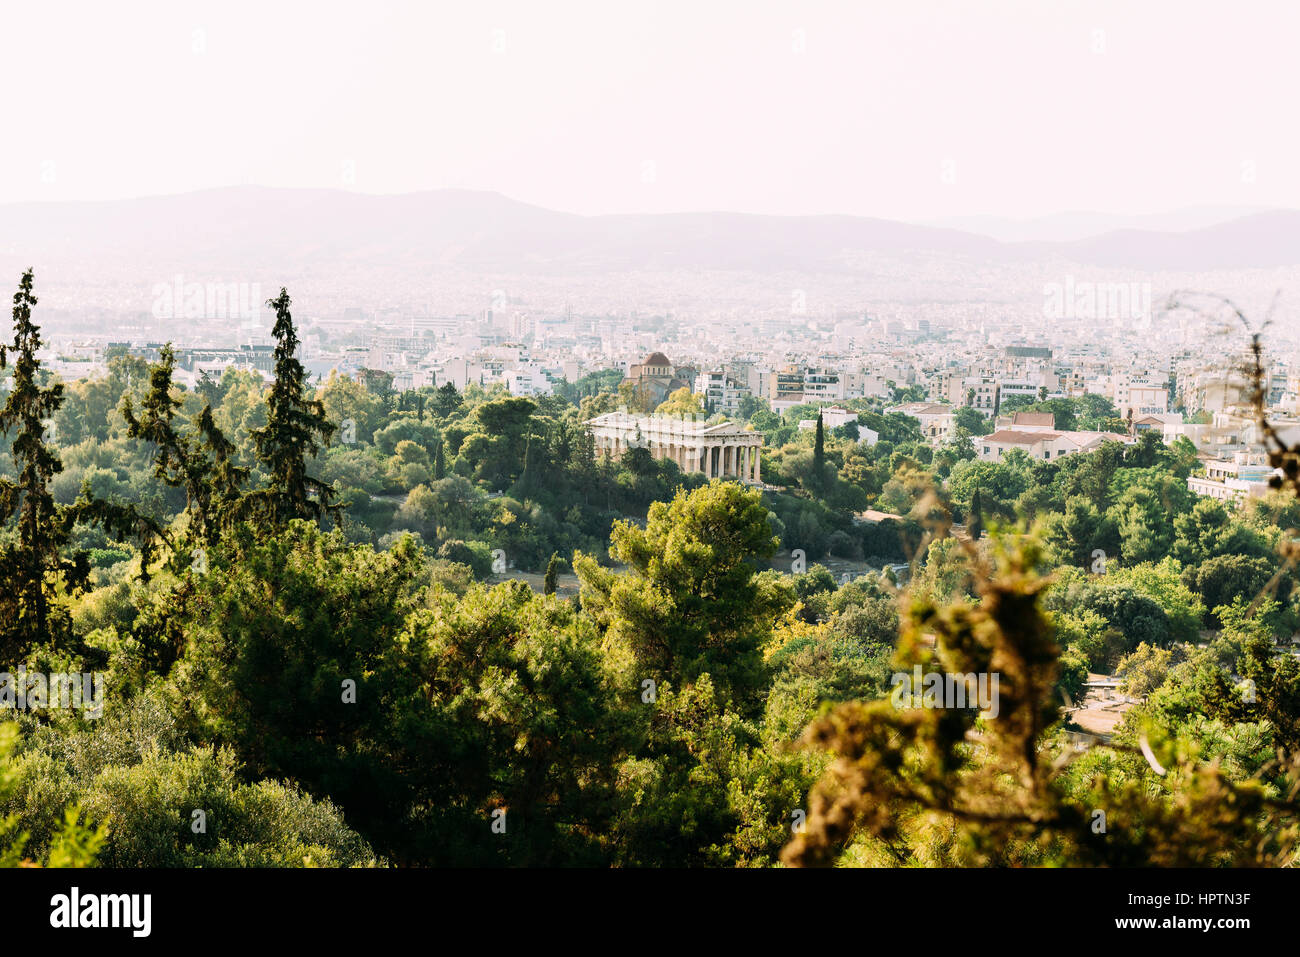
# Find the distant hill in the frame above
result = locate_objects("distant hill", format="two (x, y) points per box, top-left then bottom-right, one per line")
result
(1, 186), (1297, 274)
(1025, 210), (1300, 270)
(928, 206), (1274, 243)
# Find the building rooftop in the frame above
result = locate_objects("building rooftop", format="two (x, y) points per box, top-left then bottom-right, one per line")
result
(985, 429), (1061, 444)
(1011, 411), (1056, 428)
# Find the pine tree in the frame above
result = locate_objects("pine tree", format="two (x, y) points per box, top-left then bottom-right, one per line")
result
(121, 343), (247, 548)
(543, 552), (561, 595)
(0, 271), (163, 654)
(244, 288), (339, 530)
(433, 382), (462, 419)
(0, 269), (70, 652)
(969, 488), (985, 541)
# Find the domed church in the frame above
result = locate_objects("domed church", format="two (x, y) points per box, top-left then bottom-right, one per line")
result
(625, 351), (691, 407)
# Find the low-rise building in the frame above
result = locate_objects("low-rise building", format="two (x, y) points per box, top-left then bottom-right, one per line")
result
(586, 411), (763, 484)
(886, 401), (956, 445)
(1187, 454), (1280, 503)
(978, 428), (1131, 462)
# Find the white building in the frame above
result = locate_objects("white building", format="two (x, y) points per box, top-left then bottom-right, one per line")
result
(977, 429), (1131, 463)
(1187, 454), (1280, 503)
(695, 370), (752, 415)
(586, 411), (763, 484)
(504, 364), (554, 396)
(886, 402), (957, 446)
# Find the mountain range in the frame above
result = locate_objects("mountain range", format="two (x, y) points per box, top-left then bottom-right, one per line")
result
(2, 187), (1297, 274)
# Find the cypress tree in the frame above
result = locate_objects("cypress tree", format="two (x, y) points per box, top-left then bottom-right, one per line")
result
(812, 412), (826, 489)
(433, 437), (446, 480)
(543, 553), (561, 595)
(245, 288), (339, 530)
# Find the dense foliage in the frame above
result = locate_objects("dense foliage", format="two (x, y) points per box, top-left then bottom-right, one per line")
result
(2, 270), (1297, 867)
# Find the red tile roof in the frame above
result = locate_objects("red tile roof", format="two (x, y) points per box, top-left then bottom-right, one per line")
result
(985, 429), (1061, 444)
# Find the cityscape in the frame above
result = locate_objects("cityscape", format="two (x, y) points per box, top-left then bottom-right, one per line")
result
(1, 0), (1296, 941)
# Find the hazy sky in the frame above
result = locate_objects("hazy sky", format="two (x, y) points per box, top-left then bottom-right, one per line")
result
(3, 0), (1297, 220)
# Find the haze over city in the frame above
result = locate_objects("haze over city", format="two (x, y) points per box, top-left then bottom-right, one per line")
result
(1, 0), (1298, 923)
(5, 0), (1300, 222)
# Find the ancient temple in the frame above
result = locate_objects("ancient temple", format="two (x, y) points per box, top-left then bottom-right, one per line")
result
(585, 410), (763, 484)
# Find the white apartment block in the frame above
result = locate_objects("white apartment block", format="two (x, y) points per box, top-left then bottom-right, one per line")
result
(504, 363), (554, 396)
(695, 370), (752, 415)
(978, 428), (1132, 463)
(945, 376), (999, 412)
(1187, 454), (1279, 503)
(887, 402), (957, 446)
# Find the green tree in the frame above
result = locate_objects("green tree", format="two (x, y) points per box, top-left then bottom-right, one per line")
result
(544, 552), (562, 595)
(1, 724), (104, 868)
(783, 532), (1300, 867)
(432, 381), (463, 419)
(654, 387), (705, 416)
(0, 270), (69, 653)
(1042, 496), (1118, 569)
(575, 481), (789, 708)
(172, 525), (439, 861)
(244, 288), (339, 530)
(0, 271), (163, 654)
(953, 405), (992, 437)
(812, 413), (827, 490)
(122, 343), (247, 548)
(433, 437), (446, 480)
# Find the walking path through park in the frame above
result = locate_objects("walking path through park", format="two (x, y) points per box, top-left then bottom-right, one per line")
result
(1067, 673), (1140, 741)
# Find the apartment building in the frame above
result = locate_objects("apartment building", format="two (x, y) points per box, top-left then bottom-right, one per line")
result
(504, 363), (554, 396)
(887, 401), (957, 446)
(1187, 453), (1279, 503)
(695, 369), (752, 415)
(978, 428), (1131, 463)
